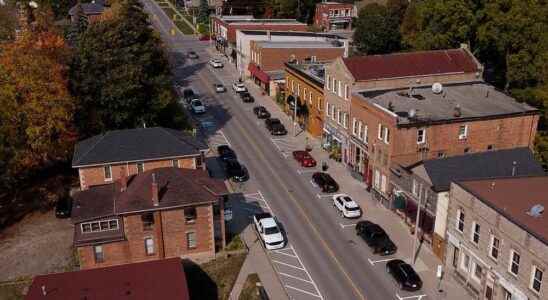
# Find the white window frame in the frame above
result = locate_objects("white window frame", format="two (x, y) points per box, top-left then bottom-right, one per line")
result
(172, 159), (179, 168)
(383, 127), (390, 144)
(344, 84), (349, 100)
(326, 75), (330, 90)
(93, 245), (104, 263)
(317, 96), (323, 111)
(330, 105), (335, 120)
(343, 113), (348, 129)
(456, 209), (465, 233)
(145, 237), (155, 255)
(378, 124), (383, 140)
(137, 162), (145, 173)
(332, 78), (336, 93)
(461, 253), (470, 273)
(489, 235), (500, 261)
(381, 174), (387, 193)
(309, 91), (312, 105)
(81, 219), (119, 233)
(417, 128), (426, 144)
(104, 165), (112, 181)
(352, 118), (358, 136)
(357, 122), (364, 140)
(472, 261), (483, 283)
(291, 80), (295, 93)
(373, 169), (380, 189)
(412, 179), (418, 196)
(508, 250), (520, 276)
(363, 125), (368, 144)
(297, 84), (301, 96)
(530, 265), (543, 294)
(187, 231), (197, 249)
(338, 81), (342, 97)
(471, 222), (480, 245)
(459, 125), (468, 140)
(336, 109), (341, 124)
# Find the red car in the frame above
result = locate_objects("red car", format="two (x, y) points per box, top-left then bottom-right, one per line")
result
(292, 150), (317, 167)
(199, 35), (211, 41)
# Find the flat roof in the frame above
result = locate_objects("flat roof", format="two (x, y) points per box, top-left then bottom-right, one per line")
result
(238, 30), (348, 40)
(226, 18), (304, 25)
(457, 176), (548, 246)
(357, 82), (537, 126)
(255, 40), (343, 49)
(285, 62), (326, 86)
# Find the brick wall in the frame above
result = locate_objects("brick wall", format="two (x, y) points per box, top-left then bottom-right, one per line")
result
(314, 3), (354, 29)
(78, 241), (131, 269)
(78, 156), (199, 190)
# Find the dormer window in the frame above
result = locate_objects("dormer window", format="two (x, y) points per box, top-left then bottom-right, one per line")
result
(185, 207), (197, 224)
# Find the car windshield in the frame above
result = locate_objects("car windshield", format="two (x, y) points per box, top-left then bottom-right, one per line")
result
(400, 264), (420, 280)
(346, 206), (360, 211)
(193, 100), (203, 106)
(264, 226), (280, 235)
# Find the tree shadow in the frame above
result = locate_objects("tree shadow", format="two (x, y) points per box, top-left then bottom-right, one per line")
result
(182, 259), (218, 300)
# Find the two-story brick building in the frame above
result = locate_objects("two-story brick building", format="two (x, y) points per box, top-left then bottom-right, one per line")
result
(389, 148), (545, 260)
(314, 1), (356, 31)
(446, 176), (548, 300)
(71, 167), (228, 269)
(248, 40), (343, 96)
(285, 62), (327, 137)
(72, 127), (208, 190)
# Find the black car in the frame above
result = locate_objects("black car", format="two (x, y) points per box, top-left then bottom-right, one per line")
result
(225, 159), (248, 182)
(355, 221), (397, 256)
(265, 118), (287, 135)
(386, 259), (423, 291)
(55, 196), (72, 218)
(311, 172), (339, 193)
(217, 145), (236, 162)
(253, 106), (271, 119)
(188, 51), (199, 59)
(240, 92), (255, 103)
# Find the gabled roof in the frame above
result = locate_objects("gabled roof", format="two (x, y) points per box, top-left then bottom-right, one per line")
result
(457, 176), (548, 246)
(25, 258), (189, 300)
(69, 2), (105, 16)
(342, 48), (479, 81)
(412, 148), (545, 192)
(71, 167), (228, 223)
(72, 127), (208, 167)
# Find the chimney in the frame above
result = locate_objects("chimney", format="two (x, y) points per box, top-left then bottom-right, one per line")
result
(511, 161), (517, 176)
(152, 174), (159, 206)
(120, 167), (127, 192)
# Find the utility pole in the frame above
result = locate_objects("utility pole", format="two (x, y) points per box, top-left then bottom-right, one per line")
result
(293, 98), (298, 136)
(411, 193), (422, 265)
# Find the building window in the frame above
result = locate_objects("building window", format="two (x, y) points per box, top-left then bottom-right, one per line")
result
(352, 118), (358, 136)
(309, 92), (312, 105)
(489, 235), (500, 260)
(338, 81), (342, 97)
(332, 78), (336, 93)
(461, 253), (470, 272)
(452, 247), (460, 268)
(93, 246), (104, 263)
(471, 222), (480, 245)
(472, 262), (483, 283)
(317, 97), (323, 111)
(357, 122), (364, 140)
(336, 109), (341, 124)
(509, 250), (520, 276)
(456, 209), (465, 233)
(172, 159), (179, 168)
(343, 113), (348, 128)
(485, 285), (493, 300)
(373, 169), (380, 189)
(187, 231), (197, 249)
(297, 84), (301, 96)
(185, 207), (197, 224)
(137, 162), (145, 173)
(363, 125), (368, 144)
(530, 266), (543, 294)
(326, 103), (331, 117)
(438, 152), (446, 158)
(487, 144), (494, 151)
(311, 55), (316, 62)
(458, 125), (468, 140)
(145, 238), (155, 255)
(141, 213), (154, 231)
(464, 147), (470, 153)
(104, 165), (112, 181)
(381, 175), (387, 193)
(412, 179), (419, 196)
(417, 128), (426, 144)
(196, 155), (202, 168)
(303, 88), (307, 100)
(330, 105), (335, 120)
(344, 84), (349, 100)
(378, 124), (383, 140)
(81, 219), (119, 233)
(384, 127), (390, 144)
(326, 75), (330, 90)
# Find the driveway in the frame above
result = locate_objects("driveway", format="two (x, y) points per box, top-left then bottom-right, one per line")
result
(0, 211), (75, 281)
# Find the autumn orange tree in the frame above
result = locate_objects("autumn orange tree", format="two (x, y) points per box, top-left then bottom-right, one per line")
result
(0, 29), (76, 186)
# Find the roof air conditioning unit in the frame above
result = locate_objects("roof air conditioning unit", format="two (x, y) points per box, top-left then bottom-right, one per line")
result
(432, 83), (443, 94)
(527, 204), (544, 217)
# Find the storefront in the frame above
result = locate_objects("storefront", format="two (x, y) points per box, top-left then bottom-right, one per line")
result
(348, 137), (369, 182)
(322, 123), (345, 162)
(392, 190), (435, 243)
(248, 63), (270, 93)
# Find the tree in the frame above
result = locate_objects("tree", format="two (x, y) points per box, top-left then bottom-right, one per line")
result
(0, 0), (17, 42)
(70, 0), (188, 137)
(401, 0), (475, 50)
(197, 0), (209, 24)
(353, 3), (401, 55)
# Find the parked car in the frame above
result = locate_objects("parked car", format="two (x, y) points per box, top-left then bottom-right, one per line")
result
(232, 82), (247, 93)
(253, 213), (285, 250)
(253, 106), (271, 119)
(190, 99), (206, 114)
(355, 221), (397, 256)
(187, 51), (199, 59)
(217, 145), (236, 162)
(182, 88), (195, 102)
(332, 194), (362, 218)
(224, 159), (248, 182)
(55, 196), (72, 218)
(311, 172), (339, 193)
(214, 83), (226, 93)
(292, 150), (316, 167)
(209, 59), (223, 68)
(386, 259), (423, 291)
(239, 92), (255, 103)
(199, 35), (211, 41)
(264, 118), (287, 135)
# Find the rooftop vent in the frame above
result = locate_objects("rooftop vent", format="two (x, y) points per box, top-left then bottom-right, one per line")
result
(408, 109), (416, 119)
(527, 204), (544, 217)
(454, 104), (462, 117)
(432, 83), (443, 94)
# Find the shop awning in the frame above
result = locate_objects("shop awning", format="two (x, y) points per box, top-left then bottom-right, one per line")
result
(248, 63), (270, 83)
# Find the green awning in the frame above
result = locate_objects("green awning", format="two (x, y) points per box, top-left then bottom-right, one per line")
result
(393, 194), (406, 210)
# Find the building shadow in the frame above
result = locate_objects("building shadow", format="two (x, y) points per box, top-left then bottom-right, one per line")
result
(182, 259), (218, 300)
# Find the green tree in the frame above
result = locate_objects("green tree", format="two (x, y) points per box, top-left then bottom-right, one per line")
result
(353, 3), (401, 55)
(401, 0), (475, 50)
(0, 0), (17, 42)
(197, 0), (209, 24)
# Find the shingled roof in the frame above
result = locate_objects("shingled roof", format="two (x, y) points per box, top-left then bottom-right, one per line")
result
(72, 127), (208, 167)
(411, 148), (545, 192)
(342, 48), (480, 81)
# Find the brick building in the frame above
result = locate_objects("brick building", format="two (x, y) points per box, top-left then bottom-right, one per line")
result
(25, 258), (190, 300)
(446, 176), (548, 300)
(314, 1), (356, 31)
(71, 167), (228, 269)
(72, 127), (208, 190)
(68, 0), (106, 24)
(389, 148), (544, 261)
(248, 40), (344, 96)
(285, 62), (327, 137)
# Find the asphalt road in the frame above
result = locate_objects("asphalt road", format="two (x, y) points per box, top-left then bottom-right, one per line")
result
(142, 2), (430, 299)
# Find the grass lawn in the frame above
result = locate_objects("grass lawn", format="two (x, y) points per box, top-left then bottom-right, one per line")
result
(174, 20), (195, 35)
(238, 273), (261, 300)
(185, 254), (246, 300)
(225, 234), (245, 252)
(0, 279), (32, 300)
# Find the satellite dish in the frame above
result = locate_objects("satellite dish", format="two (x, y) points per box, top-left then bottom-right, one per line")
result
(432, 83), (443, 94)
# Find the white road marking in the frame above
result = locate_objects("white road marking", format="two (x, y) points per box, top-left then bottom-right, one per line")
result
(284, 285), (322, 298)
(339, 223), (357, 229)
(316, 194), (331, 199)
(396, 294), (427, 300)
(297, 169), (316, 174)
(218, 130), (231, 147)
(273, 249), (298, 258)
(368, 258), (394, 265)
(272, 260), (306, 271)
(278, 272), (313, 284)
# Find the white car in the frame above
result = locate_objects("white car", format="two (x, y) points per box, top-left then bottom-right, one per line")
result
(209, 59), (223, 68)
(232, 82), (247, 93)
(333, 194), (362, 218)
(253, 213), (285, 250)
(214, 83), (226, 93)
(190, 99), (206, 114)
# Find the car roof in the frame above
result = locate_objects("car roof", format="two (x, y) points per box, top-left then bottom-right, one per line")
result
(261, 217), (277, 228)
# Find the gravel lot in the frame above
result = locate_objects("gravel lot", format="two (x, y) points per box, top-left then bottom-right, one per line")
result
(0, 211), (75, 281)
